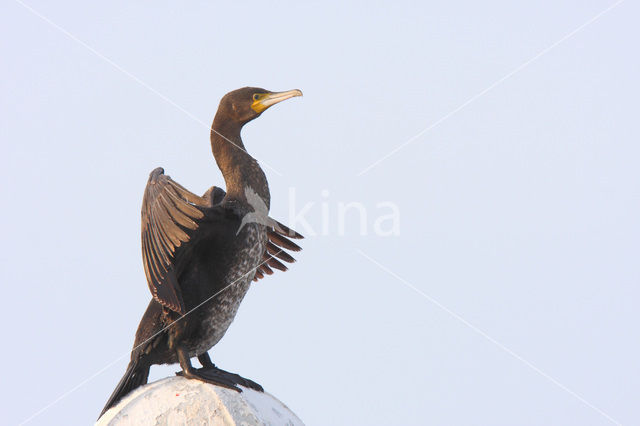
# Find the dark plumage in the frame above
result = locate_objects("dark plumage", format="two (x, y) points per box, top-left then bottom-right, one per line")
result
(100, 87), (303, 418)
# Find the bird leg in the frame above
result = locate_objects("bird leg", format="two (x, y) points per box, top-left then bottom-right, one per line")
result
(175, 346), (241, 391)
(197, 352), (262, 391)
(197, 352), (216, 369)
(175, 347), (263, 392)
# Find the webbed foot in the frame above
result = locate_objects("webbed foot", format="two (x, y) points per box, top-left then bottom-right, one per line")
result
(176, 366), (263, 392)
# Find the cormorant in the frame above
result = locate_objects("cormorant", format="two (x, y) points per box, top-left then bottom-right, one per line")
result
(99, 87), (304, 418)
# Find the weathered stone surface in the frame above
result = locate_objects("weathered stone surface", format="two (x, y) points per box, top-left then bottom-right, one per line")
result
(97, 376), (304, 426)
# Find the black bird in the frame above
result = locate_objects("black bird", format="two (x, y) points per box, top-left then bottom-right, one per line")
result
(100, 87), (304, 418)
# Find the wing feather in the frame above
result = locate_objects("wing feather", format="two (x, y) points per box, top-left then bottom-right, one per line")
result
(165, 186), (204, 224)
(140, 167), (210, 314)
(142, 168), (303, 290)
(267, 242), (296, 263)
(267, 231), (302, 252)
(253, 223), (304, 282)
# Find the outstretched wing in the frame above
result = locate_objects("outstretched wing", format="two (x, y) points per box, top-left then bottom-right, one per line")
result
(199, 185), (304, 282)
(254, 220), (304, 282)
(141, 167), (209, 314)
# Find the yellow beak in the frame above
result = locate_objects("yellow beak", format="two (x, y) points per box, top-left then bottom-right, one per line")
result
(252, 89), (303, 113)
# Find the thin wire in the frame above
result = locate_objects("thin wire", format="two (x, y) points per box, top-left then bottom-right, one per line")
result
(357, 0), (625, 176)
(13, 0), (284, 177)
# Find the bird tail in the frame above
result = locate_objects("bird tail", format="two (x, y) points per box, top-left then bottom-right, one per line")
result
(99, 359), (150, 419)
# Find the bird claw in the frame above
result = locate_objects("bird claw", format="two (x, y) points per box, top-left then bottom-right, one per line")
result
(176, 366), (263, 393)
(199, 366), (264, 392)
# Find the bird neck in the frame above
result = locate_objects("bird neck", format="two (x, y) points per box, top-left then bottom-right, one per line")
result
(210, 115), (270, 209)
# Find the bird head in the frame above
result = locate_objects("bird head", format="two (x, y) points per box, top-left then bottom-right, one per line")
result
(217, 87), (303, 125)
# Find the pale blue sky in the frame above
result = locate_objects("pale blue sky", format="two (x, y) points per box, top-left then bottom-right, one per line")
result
(1, 1), (639, 425)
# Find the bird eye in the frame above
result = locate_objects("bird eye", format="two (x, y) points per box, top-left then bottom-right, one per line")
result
(253, 94), (260, 101)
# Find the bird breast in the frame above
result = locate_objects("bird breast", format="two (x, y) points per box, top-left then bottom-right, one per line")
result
(191, 222), (267, 356)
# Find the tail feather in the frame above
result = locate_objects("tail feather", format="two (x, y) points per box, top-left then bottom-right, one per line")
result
(99, 359), (150, 419)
